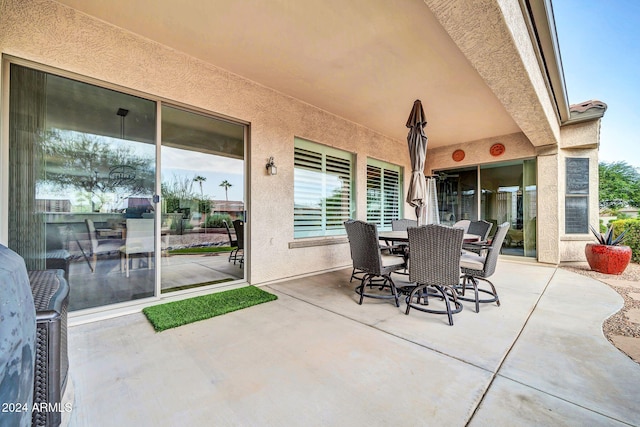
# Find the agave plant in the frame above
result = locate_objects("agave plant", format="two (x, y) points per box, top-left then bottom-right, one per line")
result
(589, 224), (627, 246)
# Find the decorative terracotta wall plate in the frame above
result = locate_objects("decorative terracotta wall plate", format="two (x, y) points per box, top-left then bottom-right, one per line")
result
(452, 149), (465, 162)
(490, 143), (505, 156)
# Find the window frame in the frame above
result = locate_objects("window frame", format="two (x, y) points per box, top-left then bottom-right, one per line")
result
(564, 157), (589, 234)
(366, 158), (403, 231)
(2, 57), (249, 311)
(293, 138), (354, 238)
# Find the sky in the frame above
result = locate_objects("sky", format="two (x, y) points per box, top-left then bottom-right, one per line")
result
(553, 0), (640, 168)
(162, 146), (244, 202)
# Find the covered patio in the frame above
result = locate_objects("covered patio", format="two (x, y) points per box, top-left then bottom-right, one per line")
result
(1, 1), (628, 423)
(65, 261), (640, 426)
(1, 0), (607, 320)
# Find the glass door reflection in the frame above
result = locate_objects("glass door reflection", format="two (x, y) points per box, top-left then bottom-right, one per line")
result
(160, 105), (245, 293)
(436, 159), (537, 258)
(8, 64), (157, 310)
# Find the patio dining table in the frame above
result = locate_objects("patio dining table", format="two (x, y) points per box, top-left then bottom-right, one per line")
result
(378, 229), (480, 295)
(379, 229), (480, 270)
(378, 230), (480, 244)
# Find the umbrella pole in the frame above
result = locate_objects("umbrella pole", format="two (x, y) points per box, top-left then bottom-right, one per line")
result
(415, 205), (422, 226)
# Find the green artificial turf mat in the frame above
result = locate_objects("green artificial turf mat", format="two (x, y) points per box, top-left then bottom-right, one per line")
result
(142, 286), (277, 332)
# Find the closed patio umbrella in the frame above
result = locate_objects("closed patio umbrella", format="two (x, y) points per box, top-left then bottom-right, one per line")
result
(406, 99), (428, 225)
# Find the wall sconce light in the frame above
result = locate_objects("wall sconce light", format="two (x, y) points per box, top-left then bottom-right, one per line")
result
(266, 157), (277, 175)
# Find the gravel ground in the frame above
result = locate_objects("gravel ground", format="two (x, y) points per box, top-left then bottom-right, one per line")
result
(560, 261), (640, 355)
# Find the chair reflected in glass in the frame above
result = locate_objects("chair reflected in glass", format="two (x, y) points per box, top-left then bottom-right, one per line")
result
(83, 219), (123, 273)
(232, 219), (244, 267)
(223, 220), (239, 263)
(405, 225), (464, 325)
(120, 218), (154, 277)
(45, 224), (72, 281)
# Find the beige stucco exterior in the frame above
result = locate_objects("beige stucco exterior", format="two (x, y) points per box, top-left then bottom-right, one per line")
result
(0, 0), (415, 284)
(0, 0), (605, 298)
(424, 0), (561, 147)
(558, 121), (602, 262)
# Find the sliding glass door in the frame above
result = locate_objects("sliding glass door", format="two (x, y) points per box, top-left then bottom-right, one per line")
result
(6, 62), (247, 311)
(8, 64), (156, 310)
(436, 167), (478, 225)
(436, 159), (537, 258)
(160, 105), (245, 293)
(480, 160), (537, 257)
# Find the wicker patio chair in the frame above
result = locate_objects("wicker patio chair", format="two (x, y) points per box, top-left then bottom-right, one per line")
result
(388, 219), (417, 249)
(384, 219), (417, 272)
(467, 220), (492, 241)
(344, 220), (406, 307)
(457, 222), (510, 313)
(349, 265), (365, 283)
(405, 224), (464, 325)
(392, 219), (417, 231)
(463, 220), (493, 254)
(453, 220), (471, 233)
(350, 224), (407, 282)
(223, 220), (239, 263)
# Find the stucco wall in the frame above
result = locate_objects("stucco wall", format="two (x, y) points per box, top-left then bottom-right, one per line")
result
(558, 122), (601, 262)
(424, 0), (560, 147)
(425, 132), (535, 173)
(426, 125), (601, 265)
(0, 0), (413, 284)
(560, 120), (600, 149)
(427, 132), (563, 265)
(536, 150), (560, 264)
(0, 0), (603, 281)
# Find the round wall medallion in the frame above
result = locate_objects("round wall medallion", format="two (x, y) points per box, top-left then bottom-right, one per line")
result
(490, 143), (505, 157)
(452, 149), (465, 162)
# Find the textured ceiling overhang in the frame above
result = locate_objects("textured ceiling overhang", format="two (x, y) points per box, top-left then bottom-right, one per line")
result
(53, 0), (563, 148)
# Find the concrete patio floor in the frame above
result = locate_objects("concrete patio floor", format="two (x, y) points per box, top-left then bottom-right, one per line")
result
(64, 260), (640, 426)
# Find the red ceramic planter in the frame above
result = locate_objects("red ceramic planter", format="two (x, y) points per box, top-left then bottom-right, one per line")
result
(585, 243), (632, 275)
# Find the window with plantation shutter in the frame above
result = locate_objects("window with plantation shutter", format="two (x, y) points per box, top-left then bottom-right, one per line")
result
(294, 139), (354, 238)
(367, 159), (402, 230)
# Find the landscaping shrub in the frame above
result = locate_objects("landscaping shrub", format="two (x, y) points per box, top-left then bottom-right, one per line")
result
(205, 213), (233, 228)
(611, 219), (640, 263)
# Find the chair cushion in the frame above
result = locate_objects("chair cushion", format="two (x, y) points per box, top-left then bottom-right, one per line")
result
(381, 254), (406, 268)
(460, 252), (485, 270)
